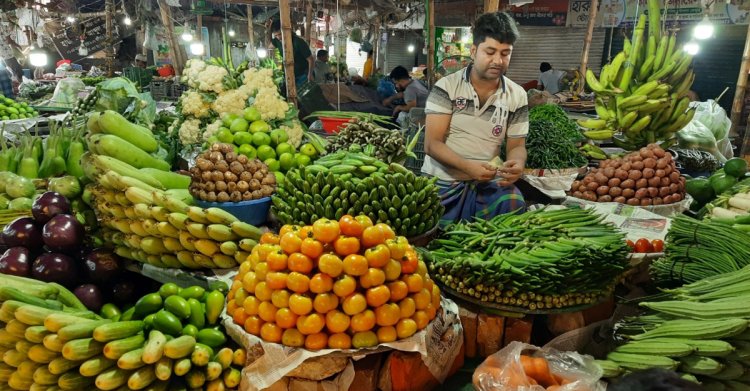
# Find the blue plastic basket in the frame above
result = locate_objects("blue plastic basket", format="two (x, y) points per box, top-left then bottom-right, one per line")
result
(195, 197), (271, 226)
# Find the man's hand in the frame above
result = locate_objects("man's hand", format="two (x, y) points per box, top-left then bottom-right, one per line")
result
(497, 160), (524, 186)
(464, 161), (498, 182)
(307, 72), (313, 83)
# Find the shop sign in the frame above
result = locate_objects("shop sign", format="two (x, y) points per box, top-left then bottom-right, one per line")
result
(503, 0), (570, 26)
(569, 0), (750, 27)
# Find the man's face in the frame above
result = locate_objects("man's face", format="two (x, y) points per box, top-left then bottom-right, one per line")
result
(470, 37), (513, 80)
(394, 78), (409, 90)
(272, 31), (282, 41)
(321, 55), (328, 62)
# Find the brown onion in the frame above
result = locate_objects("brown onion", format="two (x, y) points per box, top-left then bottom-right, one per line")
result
(648, 187), (659, 198)
(636, 178), (648, 189)
(608, 178), (622, 188)
(614, 196), (627, 203)
(597, 186), (610, 196)
(627, 198), (640, 206)
(621, 179), (635, 189)
(640, 198), (653, 206)
(643, 158), (657, 169)
(622, 188), (635, 198)
(609, 187), (623, 197)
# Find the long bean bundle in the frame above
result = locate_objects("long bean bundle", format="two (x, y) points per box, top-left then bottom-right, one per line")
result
(426, 208), (630, 311)
(651, 216), (750, 286)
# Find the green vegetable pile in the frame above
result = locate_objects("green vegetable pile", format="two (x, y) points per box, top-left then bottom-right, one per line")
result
(508, 104), (587, 169)
(0, 95), (38, 120)
(425, 208), (630, 311)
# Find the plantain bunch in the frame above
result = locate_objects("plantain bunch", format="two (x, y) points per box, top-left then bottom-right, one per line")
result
(581, 0), (696, 150)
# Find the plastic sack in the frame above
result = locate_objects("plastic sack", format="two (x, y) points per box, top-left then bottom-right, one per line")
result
(676, 120), (726, 163)
(50, 77), (85, 107)
(692, 100), (731, 142)
(472, 341), (605, 391)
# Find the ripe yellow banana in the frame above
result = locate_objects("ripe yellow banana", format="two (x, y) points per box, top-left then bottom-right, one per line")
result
(176, 251), (201, 269)
(179, 231), (198, 252)
(162, 237), (185, 253)
(129, 221), (149, 237)
(192, 254), (217, 268)
(206, 225), (238, 242)
(125, 188), (153, 205)
(142, 219), (161, 237)
(186, 223), (211, 240)
(158, 254), (182, 269)
(618, 111), (639, 129)
(239, 239), (258, 252)
(156, 222), (180, 239)
(577, 118), (608, 130)
(110, 219), (133, 234)
(186, 207), (211, 224)
(220, 241), (239, 256)
(628, 115), (652, 133)
(234, 251), (250, 264)
(150, 207), (170, 222)
(205, 208), (239, 225)
(114, 193), (131, 207)
(584, 130), (615, 140)
(167, 213), (189, 231)
(212, 254), (237, 269)
(194, 239), (220, 257)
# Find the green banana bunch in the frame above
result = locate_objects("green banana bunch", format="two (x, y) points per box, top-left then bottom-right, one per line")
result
(582, 0), (695, 150)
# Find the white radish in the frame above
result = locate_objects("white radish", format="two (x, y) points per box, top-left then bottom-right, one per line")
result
(729, 196), (750, 211)
(712, 207), (741, 219)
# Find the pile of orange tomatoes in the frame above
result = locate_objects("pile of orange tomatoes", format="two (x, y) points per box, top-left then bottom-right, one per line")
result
(227, 215), (441, 350)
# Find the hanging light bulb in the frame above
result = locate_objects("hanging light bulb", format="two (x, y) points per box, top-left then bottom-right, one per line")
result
(407, 44), (415, 53)
(683, 41), (700, 55)
(257, 47), (268, 58)
(182, 30), (193, 42)
(190, 43), (205, 55)
(228, 29), (235, 37)
(66, 15), (75, 23)
(693, 15), (714, 40)
(123, 15), (132, 25)
(29, 47), (48, 67)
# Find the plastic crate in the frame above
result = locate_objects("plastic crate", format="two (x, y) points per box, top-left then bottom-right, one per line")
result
(123, 67), (153, 88)
(149, 81), (169, 101)
(171, 83), (188, 99)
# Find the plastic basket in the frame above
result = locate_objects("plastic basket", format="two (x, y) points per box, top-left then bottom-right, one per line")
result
(320, 117), (352, 133)
(194, 197), (271, 226)
(149, 81), (169, 101)
(171, 83), (188, 99)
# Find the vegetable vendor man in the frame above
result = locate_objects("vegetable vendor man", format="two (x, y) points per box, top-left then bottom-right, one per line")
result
(422, 11), (528, 224)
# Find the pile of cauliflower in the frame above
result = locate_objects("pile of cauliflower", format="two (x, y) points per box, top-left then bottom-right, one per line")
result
(177, 59), (301, 147)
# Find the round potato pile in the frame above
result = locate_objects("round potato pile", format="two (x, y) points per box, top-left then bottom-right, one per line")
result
(189, 143), (276, 202)
(569, 144), (685, 206)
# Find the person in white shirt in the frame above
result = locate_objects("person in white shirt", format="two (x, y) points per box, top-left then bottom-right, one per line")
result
(537, 62), (565, 95)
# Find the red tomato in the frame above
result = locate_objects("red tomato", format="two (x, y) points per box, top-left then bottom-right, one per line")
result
(626, 240), (635, 250)
(651, 239), (664, 253)
(634, 238), (653, 253)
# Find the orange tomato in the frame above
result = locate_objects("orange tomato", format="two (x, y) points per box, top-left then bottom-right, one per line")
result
(260, 232), (280, 245)
(232, 307), (247, 326)
(260, 322), (283, 342)
(355, 215), (374, 230)
(300, 238), (324, 259)
(431, 284), (441, 309)
(309, 273), (334, 294)
(366, 285), (391, 308)
(398, 297), (416, 319)
(254, 281), (272, 302)
(296, 313), (326, 335)
(254, 262), (269, 281)
(387, 280), (409, 302)
(343, 254), (368, 276)
(266, 250), (288, 271)
(413, 288), (432, 310)
(375, 303), (401, 327)
(275, 308), (299, 329)
(313, 292), (339, 314)
(243, 296), (260, 316)
(375, 223), (396, 240)
(333, 275), (357, 298)
(289, 293), (313, 316)
(404, 273), (424, 293)
(417, 260), (428, 277)
(365, 244), (391, 268)
(239, 260), (251, 275)
(281, 328), (305, 347)
(339, 215), (364, 237)
(333, 236), (360, 256)
(265, 272), (288, 290)
(359, 268), (386, 289)
(271, 289), (291, 308)
(256, 244), (276, 262)
(304, 332), (328, 350)
(396, 318), (417, 339)
(327, 333), (352, 349)
(297, 225), (314, 240)
(412, 310), (430, 330)
(425, 303), (438, 320)
(243, 315), (263, 335)
(241, 271), (258, 294)
(352, 331), (378, 348)
(318, 253), (344, 278)
(383, 259), (402, 281)
(325, 310), (351, 334)
(361, 226), (386, 248)
(227, 300), (237, 315)
(377, 326), (398, 343)
(342, 293), (367, 315)
(286, 271), (311, 293)
(423, 278), (434, 296)
(258, 301), (278, 323)
(312, 219), (341, 243)
(247, 252), (260, 269)
(279, 232), (302, 254)
(385, 237), (409, 260)
(234, 288), (247, 307)
(288, 253), (313, 274)
(400, 249), (419, 274)
(279, 224), (302, 237)
(350, 309), (376, 332)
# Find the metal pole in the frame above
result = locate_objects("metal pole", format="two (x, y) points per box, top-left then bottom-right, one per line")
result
(735, 23), (750, 156)
(578, 0), (599, 93)
(279, 0), (297, 105)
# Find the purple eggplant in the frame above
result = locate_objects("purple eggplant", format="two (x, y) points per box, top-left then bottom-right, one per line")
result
(0, 247), (32, 277)
(2, 217), (43, 248)
(32, 252), (78, 286)
(32, 192), (71, 224)
(42, 214), (84, 253)
(73, 284), (104, 312)
(82, 249), (122, 284)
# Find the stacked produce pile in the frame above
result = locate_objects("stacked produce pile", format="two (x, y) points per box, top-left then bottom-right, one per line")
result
(189, 143), (276, 202)
(82, 112), (264, 269)
(524, 104), (588, 169)
(427, 208), (630, 311)
(598, 266), (750, 389)
(272, 145), (443, 237)
(0, 95), (38, 121)
(323, 115), (409, 164)
(0, 273), (246, 390)
(651, 216), (750, 286)
(567, 143), (685, 206)
(227, 216), (441, 349)
(581, 0), (695, 149)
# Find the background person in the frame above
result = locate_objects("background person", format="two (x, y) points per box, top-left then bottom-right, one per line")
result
(268, 19), (314, 86)
(537, 62), (565, 95)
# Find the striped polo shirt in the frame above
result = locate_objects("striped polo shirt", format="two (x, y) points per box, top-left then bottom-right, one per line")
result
(421, 65), (529, 181)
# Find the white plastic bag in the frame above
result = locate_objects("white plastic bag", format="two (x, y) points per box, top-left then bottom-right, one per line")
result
(50, 77), (85, 108)
(472, 341), (605, 391)
(676, 120), (726, 163)
(689, 100), (733, 160)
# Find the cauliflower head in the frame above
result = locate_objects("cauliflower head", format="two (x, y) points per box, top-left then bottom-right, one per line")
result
(180, 91), (211, 118)
(203, 118), (224, 142)
(252, 87), (289, 121)
(242, 68), (276, 96)
(178, 118), (202, 145)
(280, 120), (304, 147)
(196, 65), (228, 94)
(183, 59), (207, 87)
(212, 89), (248, 117)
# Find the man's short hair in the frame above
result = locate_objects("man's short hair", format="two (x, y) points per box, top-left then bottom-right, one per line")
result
(317, 50), (328, 60)
(473, 12), (520, 46)
(389, 66), (409, 81)
(540, 62), (552, 72)
(271, 19), (281, 33)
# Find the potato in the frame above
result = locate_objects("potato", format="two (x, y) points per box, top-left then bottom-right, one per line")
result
(629, 170), (643, 181)
(653, 197), (663, 205)
(636, 178), (648, 189)
(603, 167), (616, 178)
(573, 191), (583, 198)
(640, 148), (655, 160)
(643, 158), (657, 169)
(583, 191), (597, 201)
(608, 178), (622, 188)
(614, 196), (626, 204)
(579, 185), (588, 192)
(595, 173), (609, 185)
(615, 170), (629, 181)
(655, 169), (666, 178)
(609, 187), (623, 197)
(646, 177), (660, 187)
(631, 161), (645, 171)
(620, 162), (632, 171)
(642, 168), (655, 179)
(669, 172), (681, 182)
(669, 183), (680, 193)
(661, 177), (671, 187)
(621, 179), (635, 189)
(653, 147), (666, 158)
(635, 188), (648, 199)
(648, 187), (659, 198)
(622, 188), (635, 198)
(587, 181), (599, 191)
(598, 195), (613, 202)
(672, 193), (683, 202)
(663, 195), (673, 204)
(597, 186), (610, 196)
(656, 158), (668, 169)
(659, 187), (671, 197)
(571, 180), (581, 189)
(610, 160), (621, 169)
(630, 155), (643, 163)
(627, 198), (640, 206)
(664, 165), (673, 175)
(640, 198), (653, 206)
